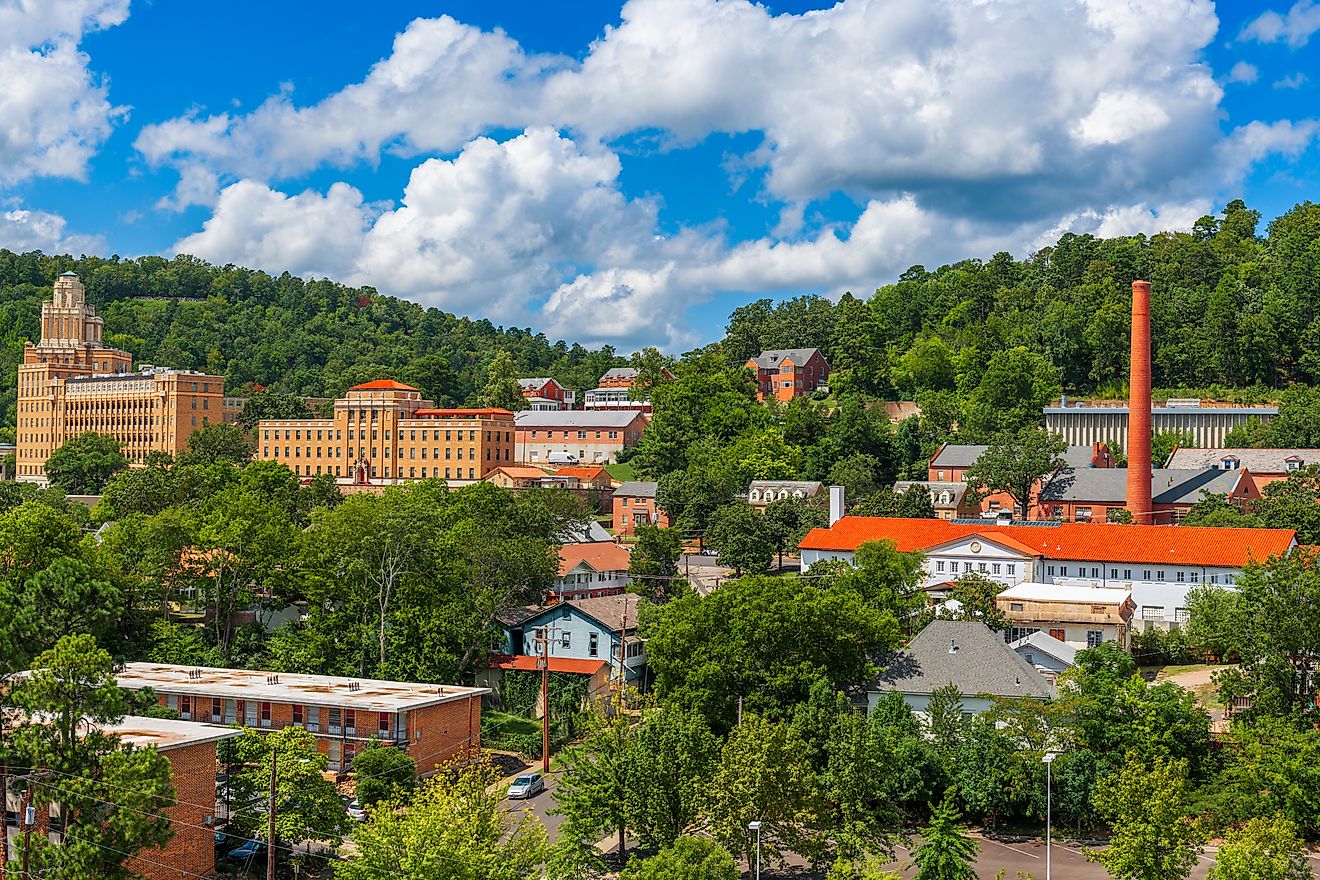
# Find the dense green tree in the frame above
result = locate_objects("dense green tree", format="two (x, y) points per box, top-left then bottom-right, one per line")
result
(339, 761), (547, 880)
(763, 494), (828, 568)
(964, 427), (1067, 518)
(946, 573), (1009, 630)
(552, 713), (636, 860)
(644, 574), (900, 733)
(236, 389), (312, 429)
(1208, 816), (1312, 880)
(352, 742), (418, 808)
(1089, 754), (1203, 880)
(1152, 430), (1195, 468)
(619, 837), (740, 880)
(176, 421), (254, 467)
(7, 635), (176, 880)
(626, 707), (719, 848)
(480, 351), (529, 411)
(704, 502), (774, 575)
(1184, 585), (1247, 659)
(628, 524), (684, 599)
(1206, 720), (1320, 838)
(45, 431), (128, 494)
(705, 714), (826, 868)
(228, 725), (349, 852)
(961, 348), (1061, 439)
(911, 792), (979, 880)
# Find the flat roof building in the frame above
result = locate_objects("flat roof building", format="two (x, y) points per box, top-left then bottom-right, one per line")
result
(255, 381), (515, 486)
(514, 409), (647, 465)
(1043, 400), (1278, 449)
(116, 663), (488, 776)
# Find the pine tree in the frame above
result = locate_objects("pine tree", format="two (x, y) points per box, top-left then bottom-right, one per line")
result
(911, 791), (979, 880)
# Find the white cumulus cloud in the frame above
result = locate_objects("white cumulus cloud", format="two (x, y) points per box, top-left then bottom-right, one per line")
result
(1227, 61), (1259, 84)
(0, 207), (107, 255)
(1241, 0), (1320, 47)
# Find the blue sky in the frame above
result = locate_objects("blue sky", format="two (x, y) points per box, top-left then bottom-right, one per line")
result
(3, 0), (1318, 352)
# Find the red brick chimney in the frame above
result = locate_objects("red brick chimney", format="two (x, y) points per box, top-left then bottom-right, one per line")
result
(1126, 279), (1153, 524)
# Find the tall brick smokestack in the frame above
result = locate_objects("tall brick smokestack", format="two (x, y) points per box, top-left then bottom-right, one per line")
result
(1126, 279), (1153, 524)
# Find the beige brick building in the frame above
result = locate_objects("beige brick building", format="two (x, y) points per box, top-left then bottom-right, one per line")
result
(15, 273), (226, 482)
(255, 380), (516, 485)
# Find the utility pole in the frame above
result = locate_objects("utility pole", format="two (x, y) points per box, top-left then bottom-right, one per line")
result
(267, 745), (278, 880)
(1, 722), (7, 880)
(19, 784), (32, 880)
(540, 629), (551, 774)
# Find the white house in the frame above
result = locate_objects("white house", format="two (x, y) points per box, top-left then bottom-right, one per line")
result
(1010, 631), (1077, 685)
(555, 542), (632, 600)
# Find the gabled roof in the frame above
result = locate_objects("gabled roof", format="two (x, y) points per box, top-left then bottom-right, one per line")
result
(930, 443), (1107, 471)
(748, 480), (823, 495)
(747, 348), (824, 369)
(348, 379), (418, 391)
(799, 516), (1296, 568)
(558, 542), (632, 577)
(873, 620), (1054, 699)
(614, 481), (658, 498)
(558, 519), (614, 543)
(555, 466), (610, 481)
(1165, 447), (1315, 473)
(601, 367), (639, 381)
(1009, 631), (1078, 666)
(518, 377), (559, 390)
(895, 481), (968, 508)
(487, 466), (552, 480)
(566, 594), (645, 633)
(1038, 467), (1246, 505)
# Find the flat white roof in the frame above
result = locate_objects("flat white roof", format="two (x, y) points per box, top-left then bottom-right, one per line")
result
(999, 582), (1132, 604)
(108, 715), (243, 752)
(118, 663), (489, 713)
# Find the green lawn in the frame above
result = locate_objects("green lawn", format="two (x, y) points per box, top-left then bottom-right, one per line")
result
(605, 462), (637, 482)
(483, 711), (540, 737)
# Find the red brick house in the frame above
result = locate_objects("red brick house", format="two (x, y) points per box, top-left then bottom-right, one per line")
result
(612, 481), (668, 535)
(745, 348), (830, 401)
(518, 377), (575, 410)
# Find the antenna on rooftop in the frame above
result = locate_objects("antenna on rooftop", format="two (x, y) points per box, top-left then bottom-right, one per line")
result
(949, 639), (959, 655)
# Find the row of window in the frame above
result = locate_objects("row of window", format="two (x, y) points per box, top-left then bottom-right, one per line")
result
(1140, 606), (1192, 622)
(1044, 564), (1234, 585)
(934, 560), (1018, 576)
(526, 430), (622, 440)
(266, 427), (488, 442)
(1005, 626), (1107, 648)
(291, 464), (479, 480)
(168, 695), (401, 737)
(270, 445), (486, 461)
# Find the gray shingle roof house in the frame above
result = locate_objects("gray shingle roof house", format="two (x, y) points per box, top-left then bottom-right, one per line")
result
(746, 348), (824, 369)
(613, 481), (658, 499)
(1009, 631), (1077, 683)
(1164, 447), (1314, 474)
(931, 443), (1112, 472)
(868, 620), (1054, 715)
(1038, 468), (1248, 505)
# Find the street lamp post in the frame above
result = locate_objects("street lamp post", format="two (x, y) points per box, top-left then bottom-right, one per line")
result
(1043, 752), (1057, 880)
(748, 821), (762, 880)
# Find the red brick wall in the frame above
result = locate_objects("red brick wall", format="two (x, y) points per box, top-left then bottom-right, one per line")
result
(128, 741), (220, 880)
(406, 695), (482, 776)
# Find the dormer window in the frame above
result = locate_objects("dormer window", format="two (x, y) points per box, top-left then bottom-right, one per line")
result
(748, 489), (760, 502)
(1286, 457), (1303, 472)
(1221, 456), (1239, 470)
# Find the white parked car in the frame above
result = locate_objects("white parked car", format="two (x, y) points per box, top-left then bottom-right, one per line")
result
(343, 797), (367, 822)
(507, 773), (545, 800)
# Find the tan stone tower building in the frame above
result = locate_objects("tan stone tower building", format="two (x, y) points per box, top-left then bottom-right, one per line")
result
(15, 274), (226, 483)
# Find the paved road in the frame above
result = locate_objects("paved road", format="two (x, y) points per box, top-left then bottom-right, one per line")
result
(679, 555), (732, 595)
(500, 770), (567, 840)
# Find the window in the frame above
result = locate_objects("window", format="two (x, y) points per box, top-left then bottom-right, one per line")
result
(1090, 605), (1107, 614)
(293, 705), (304, 726)
(1157, 571), (1166, 581)
(1006, 564), (1016, 576)
(379, 712), (392, 736)
(1210, 574), (1219, 584)
(588, 632), (599, 657)
(1075, 507), (1092, 521)
(1009, 602), (1024, 611)
(260, 702), (272, 728)
(992, 563), (1001, 575)
(1049, 628), (1066, 641)
(211, 698), (222, 723)
(329, 707), (342, 735)
(1047, 565), (1056, 577)
(978, 562), (987, 572)
(1086, 630), (1104, 648)
(345, 709), (357, 735)
(1110, 569), (1118, 579)
(244, 701), (257, 726)
(1123, 569), (1132, 580)
(305, 706), (320, 732)
(1007, 626), (1039, 642)
(1142, 605), (1165, 620)
(1142, 570), (1151, 580)
(561, 631), (572, 649)
(1175, 607), (1190, 623)
(936, 561), (947, 573)
(1176, 571), (1186, 582)
(179, 695), (192, 720)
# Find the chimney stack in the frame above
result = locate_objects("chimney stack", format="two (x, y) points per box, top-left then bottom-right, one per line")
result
(1126, 280), (1154, 524)
(829, 486), (845, 526)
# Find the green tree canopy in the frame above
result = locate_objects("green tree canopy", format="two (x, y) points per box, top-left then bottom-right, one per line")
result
(45, 431), (128, 494)
(963, 427), (1067, 518)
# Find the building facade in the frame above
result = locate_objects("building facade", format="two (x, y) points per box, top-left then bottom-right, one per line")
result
(514, 410), (647, 465)
(746, 480), (823, 509)
(799, 517), (1296, 595)
(555, 542), (632, 599)
(995, 582), (1136, 650)
(612, 481), (669, 535)
(16, 274), (226, 482)
(256, 380), (515, 485)
(745, 348), (830, 401)
(1034, 467), (1260, 524)
(518, 377), (576, 410)
(1043, 400), (1278, 449)
(116, 663), (487, 776)
(582, 367), (671, 411)
(499, 594), (647, 684)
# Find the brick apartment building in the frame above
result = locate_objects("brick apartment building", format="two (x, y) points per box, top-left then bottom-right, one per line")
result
(15, 273), (226, 482)
(582, 367), (672, 411)
(115, 663), (489, 776)
(745, 348), (830, 401)
(255, 380), (515, 485)
(3, 715), (241, 880)
(514, 410), (647, 465)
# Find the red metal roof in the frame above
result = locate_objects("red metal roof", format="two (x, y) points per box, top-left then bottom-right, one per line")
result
(554, 466), (609, 481)
(799, 516), (1296, 568)
(348, 379), (419, 391)
(488, 655), (610, 675)
(558, 542), (632, 577)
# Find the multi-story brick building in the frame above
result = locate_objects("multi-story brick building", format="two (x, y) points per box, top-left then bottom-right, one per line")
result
(612, 481), (669, 535)
(518, 377), (575, 410)
(15, 273), (226, 482)
(255, 380), (515, 485)
(514, 410), (647, 465)
(582, 367), (671, 412)
(745, 348), (830, 401)
(2, 715), (241, 880)
(115, 663), (488, 776)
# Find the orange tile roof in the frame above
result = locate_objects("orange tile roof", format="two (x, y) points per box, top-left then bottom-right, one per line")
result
(799, 516), (1296, 568)
(348, 379), (419, 391)
(554, 466), (608, 481)
(488, 655), (610, 675)
(558, 542), (632, 577)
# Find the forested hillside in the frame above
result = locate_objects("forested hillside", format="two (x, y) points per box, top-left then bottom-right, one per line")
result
(3, 199), (1319, 444)
(0, 251), (626, 439)
(723, 200), (1320, 401)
